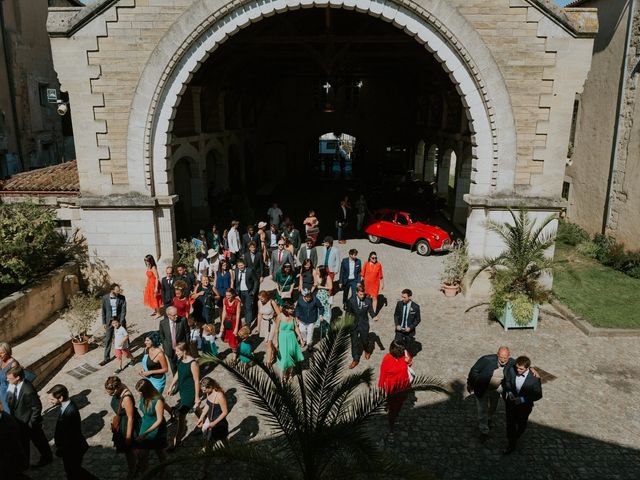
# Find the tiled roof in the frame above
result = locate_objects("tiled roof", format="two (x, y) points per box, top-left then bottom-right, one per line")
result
(0, 160), (79, 193)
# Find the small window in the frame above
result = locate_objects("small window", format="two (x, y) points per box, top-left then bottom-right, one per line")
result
(382, 212), (395, 222)
(395, 214), (409, 226)
(562, 181), (570, 200)
(567, 96), (580, 158)
(38, 83), (49, 107)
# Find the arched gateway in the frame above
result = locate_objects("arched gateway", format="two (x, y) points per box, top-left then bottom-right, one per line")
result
(48, 0), (597, 290)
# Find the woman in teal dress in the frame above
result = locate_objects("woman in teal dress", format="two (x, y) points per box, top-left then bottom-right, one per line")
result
(139, 333), (168, 393)
(105, 376), (140, 478)
(274, 302), (305, 381)
(134, 378), (167, 474)
(167, 342), (200, 450)
(274, 263), (295, 306)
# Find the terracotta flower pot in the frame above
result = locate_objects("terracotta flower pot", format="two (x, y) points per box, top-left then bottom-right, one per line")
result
(72, 339), (89, 356)
(442, 283), (459, 297)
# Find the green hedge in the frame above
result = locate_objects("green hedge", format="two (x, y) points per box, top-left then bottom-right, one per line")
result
(557, 220), (640, 279)
(0, 202), (68, 290)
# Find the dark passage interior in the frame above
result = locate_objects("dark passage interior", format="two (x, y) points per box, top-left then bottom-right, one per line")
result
(169, 7), (472, 239)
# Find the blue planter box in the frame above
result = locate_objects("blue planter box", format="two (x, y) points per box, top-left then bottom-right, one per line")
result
(498, 302), (539, 330)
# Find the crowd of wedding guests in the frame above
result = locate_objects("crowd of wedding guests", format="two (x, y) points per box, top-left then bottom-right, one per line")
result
(0, 200), (542, 479)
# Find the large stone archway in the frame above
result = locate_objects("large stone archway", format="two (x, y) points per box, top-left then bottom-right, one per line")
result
(47, 0), (597, 288)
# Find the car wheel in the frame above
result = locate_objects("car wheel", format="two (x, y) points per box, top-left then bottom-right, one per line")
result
(415, 239), (431, 256)
(368, 234), (381, 244)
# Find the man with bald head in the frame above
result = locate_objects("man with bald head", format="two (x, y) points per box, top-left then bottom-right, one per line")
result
(467, 346), (521, 440)
(158, 306), (189, 373)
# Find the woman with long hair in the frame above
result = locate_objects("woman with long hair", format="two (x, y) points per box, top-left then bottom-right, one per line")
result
(134, 378), (167, 473)
(378, 340), (412, 440)
(139, 332), (168, 394)
(0, 342), (17, 413)
(196, 377), (229, 451)
(206, 224), (222, 254)
(143, 254), (162, 319)
(214, 260), (233, 311)
(313, 266), (333, 338)
(166, 342), (200, 451)
(256, 290), (281, 365)
(274, 263), (295, 307)
(105, 376), (139, 478)
(298, 259), (315, 294)
(361, 251), (384, 313)
(303, 209), (320, 245)
(257, 221), (268, 263)
(219, 288), (241, 360)
(273, 302), (305, 382)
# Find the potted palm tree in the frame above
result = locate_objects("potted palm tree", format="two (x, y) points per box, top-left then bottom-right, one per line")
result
(440, 239), (469, 297)
(64, 292), (100, 355)
(472, 208), (557, 330)
(145, 318), (446, 479)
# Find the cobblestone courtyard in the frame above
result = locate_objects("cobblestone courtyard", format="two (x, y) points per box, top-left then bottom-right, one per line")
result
(27, 240), (640, 479)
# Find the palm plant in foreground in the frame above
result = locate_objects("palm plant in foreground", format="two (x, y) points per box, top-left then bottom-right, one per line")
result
(147, 317), (446, 479)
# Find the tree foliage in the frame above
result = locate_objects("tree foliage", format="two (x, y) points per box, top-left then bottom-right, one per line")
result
(0, 202), (67, 288)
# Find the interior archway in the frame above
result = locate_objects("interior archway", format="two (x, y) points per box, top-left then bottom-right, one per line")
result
(140, 2), (510, 244)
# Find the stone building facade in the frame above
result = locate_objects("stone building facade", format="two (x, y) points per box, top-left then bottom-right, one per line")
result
(46, 0), (597, 288)
(0, 0), (78, 177)
(564, 0), (640, 249)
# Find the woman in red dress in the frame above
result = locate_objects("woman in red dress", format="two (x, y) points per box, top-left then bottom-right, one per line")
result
(219, 288), (241, 359)
(171, 280), (191, 320)
(378, 340), (412, 439)
(144, 254), (162, 319)
(361, 251), (384, 314)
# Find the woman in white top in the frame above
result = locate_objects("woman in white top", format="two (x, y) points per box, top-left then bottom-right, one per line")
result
(256, 290), (281, 365)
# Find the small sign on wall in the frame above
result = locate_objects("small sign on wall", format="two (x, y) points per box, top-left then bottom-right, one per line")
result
(47, 88), (58, 103)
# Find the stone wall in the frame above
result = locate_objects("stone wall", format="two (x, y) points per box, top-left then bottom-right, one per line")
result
(0, 262), (79, 343)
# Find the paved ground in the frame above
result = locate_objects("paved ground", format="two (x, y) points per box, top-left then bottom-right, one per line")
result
(21, 239), (640, 479)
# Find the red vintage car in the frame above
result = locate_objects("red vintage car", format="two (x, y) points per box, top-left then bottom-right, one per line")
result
(364, 208), (451, 256)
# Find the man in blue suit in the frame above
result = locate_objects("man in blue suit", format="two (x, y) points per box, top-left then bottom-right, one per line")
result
(339, 248), (362, 309)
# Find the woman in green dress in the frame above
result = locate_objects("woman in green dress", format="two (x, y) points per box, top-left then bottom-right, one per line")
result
(167, 342), (200, 450)
(105, 376), (140, 479)
(134, 378), (167, 474)
(273, 302), (305, 381)
(275, 262), (295, 306)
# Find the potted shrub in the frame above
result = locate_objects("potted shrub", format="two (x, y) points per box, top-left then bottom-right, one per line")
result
(472, 208), (556, 330)
(64, 293), (100, 355)
(440, 239), (469, 297)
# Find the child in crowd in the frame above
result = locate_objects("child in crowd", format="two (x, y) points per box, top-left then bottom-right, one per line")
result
(201, 324), (219, 357)
(188, 316), (203, 352)
(112, 316), (134, 373)
(237, 327), (253, 364)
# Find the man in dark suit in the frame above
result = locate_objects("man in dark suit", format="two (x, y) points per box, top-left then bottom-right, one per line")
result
(393, 289), (421, 354)
(161, 266), (176, 308)
(100, 283), (127, 366)
(234, 258), (259, 327)
(242, 225), (261, 254)
(502, 356), (542, 454)
(466, 346), (514, 439)
(336, 198), (350, 243)
(6, 365), (53, 468)
(0, 404), (28, 478)
(284, 223), (302, 254)
(269, 238), (294, 278)
(339, 248), (362, 309)
(345, 286), (377, 369)
(297, 237), (318, 268)
(158, 306), (190, 373)
(47, 384), (93, 479)
(174, 263), (196, 295)
(244, 241), (265, 279)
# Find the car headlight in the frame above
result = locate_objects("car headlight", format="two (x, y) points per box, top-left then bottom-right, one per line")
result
(434, 234), (440, 241)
